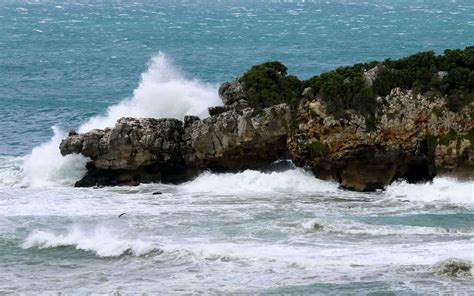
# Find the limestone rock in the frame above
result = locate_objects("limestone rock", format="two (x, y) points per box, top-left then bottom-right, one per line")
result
(289, 89), (473, 191)
(183, 104), (292, 171)
(218, 78), (247, 106)
(60, 117), (191, 186)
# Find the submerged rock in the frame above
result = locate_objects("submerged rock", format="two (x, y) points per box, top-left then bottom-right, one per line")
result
(434, 259), (472, 277)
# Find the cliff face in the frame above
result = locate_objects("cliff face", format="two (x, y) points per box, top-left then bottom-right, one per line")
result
(289, 88), (473, 191)
(60, 50), (474, 191)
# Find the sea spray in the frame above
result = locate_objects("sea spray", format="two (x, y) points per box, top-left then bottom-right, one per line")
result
(22, 127), (88, 187)
(79, 52), (221, 132)
(22, 53), (221, 186)
(386, 177), (474, 205)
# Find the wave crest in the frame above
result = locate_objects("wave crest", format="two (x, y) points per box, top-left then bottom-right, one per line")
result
(386, 177), (474, 204)
(22, 226), (160, 257)
(179, 168), (339, 194)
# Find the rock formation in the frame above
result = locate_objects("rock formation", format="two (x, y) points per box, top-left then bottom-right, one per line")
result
(60, 118), (191, 186)
(60, 50), (473, 191)
(183, 103), (291, 171)
(289, 88), (473, 191)
(60, 82), (292, 186)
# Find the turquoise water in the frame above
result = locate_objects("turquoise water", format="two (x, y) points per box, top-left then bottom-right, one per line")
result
(1, 0), (473, 155)
(0, 0), (473, 294)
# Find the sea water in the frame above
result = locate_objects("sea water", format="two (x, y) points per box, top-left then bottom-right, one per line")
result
(0, 0), (473, 294)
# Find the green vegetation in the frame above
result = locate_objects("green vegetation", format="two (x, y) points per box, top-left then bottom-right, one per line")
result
(309, 141), (329, 155)
(240, 47), (474, 131)
(426, 128), (474, 156)
(463, 128), (474, 148)
(438, 129), (458, 145)
(426, 135), (438, 154)
(241, 61), (302, 109)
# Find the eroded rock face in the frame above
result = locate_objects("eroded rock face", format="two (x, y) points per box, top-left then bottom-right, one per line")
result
(60, 104), (292, 187)
(183, 104), (292, 171)
(289, 88), (473, 191)
(60, 80), (472, 191)
(218, 78), (246, 106)
(60, 117), (191, 186)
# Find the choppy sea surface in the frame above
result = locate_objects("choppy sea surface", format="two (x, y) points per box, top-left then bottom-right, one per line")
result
(0, 0), (473, 294)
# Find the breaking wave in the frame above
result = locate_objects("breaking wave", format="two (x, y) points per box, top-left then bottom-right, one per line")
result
(22, 226), (160, 257)
(386, 177), (474, 205)
(179, 168), (339, 194)
(21, 53), (220, 187)
(22, 127), (89, 187)
(79, 52), (220, 132)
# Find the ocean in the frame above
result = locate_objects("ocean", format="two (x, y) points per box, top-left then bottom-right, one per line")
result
(0, 0), (473, 294)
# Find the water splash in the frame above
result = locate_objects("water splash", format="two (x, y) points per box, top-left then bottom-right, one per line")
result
(21, 53), (220, 187)
(79, 52), (220, 132)
(386, 177), (474, 205)
(22, 126), (88, 187)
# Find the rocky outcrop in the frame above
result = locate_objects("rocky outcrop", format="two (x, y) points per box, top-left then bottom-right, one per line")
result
(288, 88), (473, 191)
(183, 103), (291, 171)
(60, 105), (292, 186)
(60, 117), (192, 186)
(209, 78), (250, 116)
(60, 61), (473, 191)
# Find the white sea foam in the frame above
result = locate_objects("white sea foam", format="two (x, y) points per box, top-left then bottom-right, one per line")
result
(386, 177), (474, 204)
(22, 226), (159, 257)
(165, 239), (474, 270)
(79, 52), (220, 132)
(179, 169), (339, 194)
(22, 127), (88, 187)
(0, 156), (23, 186)
(21, 53), (220, 186)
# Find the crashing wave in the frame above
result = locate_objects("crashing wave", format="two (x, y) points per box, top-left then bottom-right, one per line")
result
(21, 53), (220, 187)
(179, 168), (339, 194)
(22, 226), (160, 257)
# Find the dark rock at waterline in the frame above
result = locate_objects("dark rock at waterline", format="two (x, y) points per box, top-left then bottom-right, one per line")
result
(61, 117), (196, 186)
(152, 191), (162, 195)
(266, 159), (297, 172)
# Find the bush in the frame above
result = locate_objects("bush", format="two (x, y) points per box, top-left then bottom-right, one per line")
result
(241, 61), (302, 109)
(239, 47), (473, 130)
